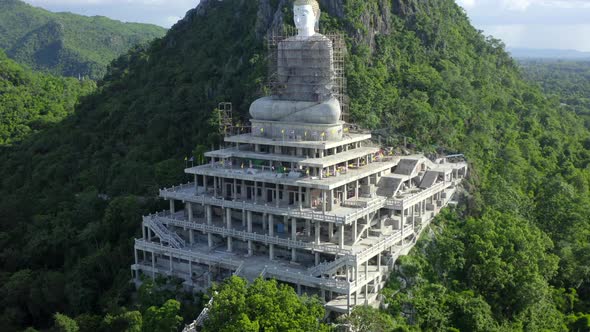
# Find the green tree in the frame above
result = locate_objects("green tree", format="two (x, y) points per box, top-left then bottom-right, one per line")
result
(54, 313), (79, 332)
(142, 300), (182, 332)
(203, 276), (329, 332)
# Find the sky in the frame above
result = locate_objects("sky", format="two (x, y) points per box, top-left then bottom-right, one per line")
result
(22, 0), (590, 52)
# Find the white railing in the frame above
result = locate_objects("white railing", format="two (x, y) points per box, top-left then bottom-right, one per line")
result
(356, 224), (414, 263)
(233, 262), (245, 276)
(308, 255), (351, 276)
(159, 189), (347, 224)
(150, 213), (353, 256)
(386, 181), (448, 209)
(144, 218), (186, 249)
(345, 197), (387, 223)
(184, 295), (214, 331)
(134, 239), (242, 270)
(264, 266), (350, 292)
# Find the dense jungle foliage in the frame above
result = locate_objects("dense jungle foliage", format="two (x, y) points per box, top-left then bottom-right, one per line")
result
(519, 59), (590, 127)
(0, 0), (166, 79)
(0, 50), (95, 146)
(0, 0), (589, 331)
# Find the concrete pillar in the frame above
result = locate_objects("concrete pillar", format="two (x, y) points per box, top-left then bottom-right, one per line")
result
(355, 180), (360, 198)
(291, 218), (297, 240)
(339, 225), (345, 249)
(213, 176), (218, 197)
(248, 240), (253, 256)
(284, 216), (289, 234)
(291, 248), (297, 262)
(305, 220), (311, 237)
(328, 223), (334, 241)
(242, 209), (246, 227)
(169, 254), (173, 272)
(254, 181), (257, 202)
(263, 213), (267, 232)
(297, 284), (302, 295)
(378, 253), (381, 271)
(203, 175), (208, 193)
(169, 200), (175, 214)
(227, 237), (233, 252)
(352, 219), (357, 244)
(188, 260), (192, 279)
(269, 215), (274, 237)
(226, 208), (232, 229)
(187, 203), (193, 222)
(247, 211), (253, 232)
(412, 204), (415, 230)
(269, 244), (274, 260)
(275, 183), (280, 207)
(315, 252), (320, 265)
(298, 186), (303, 209)
(208, 233), (213, 249)
(233, 178), (237, 199)
(206, 205), (212, 225)
(315, 221), (321, 244)
(222, 178), (227, 197)
(364, 283), (368, 305)
(241, 180), (246, 200)
(151, 253), (156, 280)
(347, 292), (351, 312)
(189, 229), (194, 245)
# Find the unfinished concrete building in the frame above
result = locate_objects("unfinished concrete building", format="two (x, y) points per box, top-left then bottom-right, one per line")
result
(131, 4), (468, 318)
(131, 129), (467, 314)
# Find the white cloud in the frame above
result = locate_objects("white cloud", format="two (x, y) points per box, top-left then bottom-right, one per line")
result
(457, 0), (476, 8)
(164, 16), (182, 27)
(481, 23), (590, 51)
(26, 0), (198, 10)
(498, 0), (590, 10)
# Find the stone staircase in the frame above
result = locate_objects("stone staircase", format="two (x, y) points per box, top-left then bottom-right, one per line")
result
(144, 217), (186, 249)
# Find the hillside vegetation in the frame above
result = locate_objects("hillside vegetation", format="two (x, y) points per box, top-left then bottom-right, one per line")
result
(0, 0), (589, 331)
(519, 59), (590, 127)
(0, 50), (95, 146)
(0, 0), (166, 79)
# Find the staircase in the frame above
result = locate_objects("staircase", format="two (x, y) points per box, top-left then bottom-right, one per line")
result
(308, 255), (351, 276)
(183, 296), (215, 332)
(145, 217), (186, 249)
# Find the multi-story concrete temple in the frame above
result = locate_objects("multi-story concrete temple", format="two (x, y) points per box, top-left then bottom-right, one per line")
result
(131, 0), (467, 318)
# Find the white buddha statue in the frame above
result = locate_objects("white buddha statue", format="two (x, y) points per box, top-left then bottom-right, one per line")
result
(249, 0), (341, 124)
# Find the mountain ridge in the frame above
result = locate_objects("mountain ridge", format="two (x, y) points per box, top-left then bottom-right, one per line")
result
(0, 0), (167, 79)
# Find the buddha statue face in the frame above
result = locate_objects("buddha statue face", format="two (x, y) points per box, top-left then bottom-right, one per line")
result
(294, 1), (319, 38)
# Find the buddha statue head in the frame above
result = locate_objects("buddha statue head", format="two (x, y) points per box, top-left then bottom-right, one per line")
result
(293, 0), (320, 38)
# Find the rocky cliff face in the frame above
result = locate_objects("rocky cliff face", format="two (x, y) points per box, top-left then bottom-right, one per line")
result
(187, 0), (394, 51)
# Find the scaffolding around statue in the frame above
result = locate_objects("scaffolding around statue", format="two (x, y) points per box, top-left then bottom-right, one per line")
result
(264, 28), (349, 123)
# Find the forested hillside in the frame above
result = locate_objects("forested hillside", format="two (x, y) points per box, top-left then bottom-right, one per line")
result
(519, 59), (590, 127)
(1, 0), (589, 331)
(0, 50), (95, 146)
(0, 0), (166, 79)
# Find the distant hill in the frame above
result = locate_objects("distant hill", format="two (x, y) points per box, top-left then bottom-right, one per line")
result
(0, 49), (95, 146)
(509, 47), (590, 60)
(0, 0), (167, 79)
